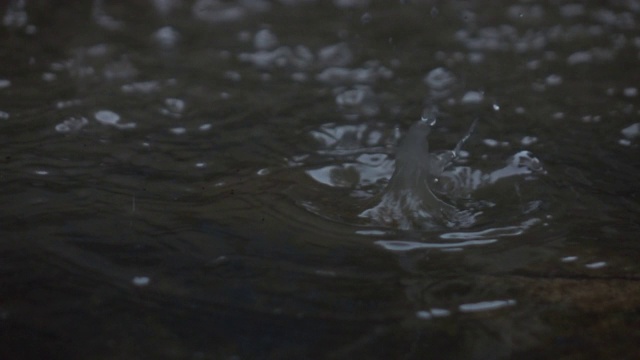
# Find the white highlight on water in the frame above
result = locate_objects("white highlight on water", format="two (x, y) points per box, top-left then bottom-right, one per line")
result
(416, 308), (451, 320)
(375, 239), (497, 251)
(459, 299), (516, 313)
(585, 261), (607, 269)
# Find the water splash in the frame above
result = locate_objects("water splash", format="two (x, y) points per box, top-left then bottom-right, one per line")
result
(359, 110), (478, 230)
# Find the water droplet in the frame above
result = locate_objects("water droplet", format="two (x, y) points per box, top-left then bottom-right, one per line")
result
(492, 103), (501, 111)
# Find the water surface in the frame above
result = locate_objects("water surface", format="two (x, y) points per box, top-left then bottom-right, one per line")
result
(1, 1), (640, 359)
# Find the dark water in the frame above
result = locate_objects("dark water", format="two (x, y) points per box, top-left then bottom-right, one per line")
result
(2, 1), (640, 359)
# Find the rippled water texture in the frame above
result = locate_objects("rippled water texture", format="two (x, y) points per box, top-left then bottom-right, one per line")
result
(2, 1), (640, 359)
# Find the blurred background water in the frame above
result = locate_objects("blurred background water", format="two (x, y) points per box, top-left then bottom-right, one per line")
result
(1, 0), (639, 359)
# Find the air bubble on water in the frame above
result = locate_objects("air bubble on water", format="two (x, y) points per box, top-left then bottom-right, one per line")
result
(95, 110), (120, 124)
(561, 256), (578, 262)
(169, 127), (187, 135)
(0, 79), (10, 89)
(254, 29), (279, 50)
(521, 136), (538, 146)
(585, 261), (607, 269)
(515, 107), (526, 114)
(416, 307), (450, 320)
(257, 168), (270, 176)
(545, 74), (562, 86)
(195, 162), (206, 168)
(56, 99), (82, 109)
(42, 72), (57, 82)
(581, 115), (601, 123)
(552, 112), (564, 120)
(423, 67), (455, 91)
(468, 52), (484, 63)
(483, 139), (499, 147)
(237, 31), (251, 42)
(154, 26), (180, 48)
(132, 276), (150, 286)
(623, 87), (638, 97)
(199, 124), (212, 131)
(55, 116), (88, 133)
(621, 123), (640, 138)
(431, 308), (451, 317)
(461, 91), (484, 104)
(95, 110), (136, 129)
(121, 80), (162, 94)
(492, 103), (501, 111)
(567, 51), (592, 65)
(618, 139), (631, 146)
(164, 98), (185, 113)
(317, 43), (353, 67)
(34, 170), (49, 176)
(192, 0), (247, 23)
(416, 311), (433, 320)
(360, 12), (372, 24)
(0, 111), (9, 120)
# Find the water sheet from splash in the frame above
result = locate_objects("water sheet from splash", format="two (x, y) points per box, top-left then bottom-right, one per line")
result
(359, 111), (544, 231)
(359, 111), (479, 230)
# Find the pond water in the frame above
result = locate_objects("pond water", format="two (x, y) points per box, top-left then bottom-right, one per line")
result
(1, 1), (640, 359)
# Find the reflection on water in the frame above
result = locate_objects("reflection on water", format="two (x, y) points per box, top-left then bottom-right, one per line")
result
(1, 0), (640, 359)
